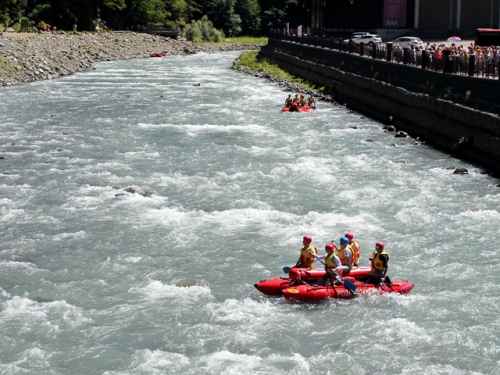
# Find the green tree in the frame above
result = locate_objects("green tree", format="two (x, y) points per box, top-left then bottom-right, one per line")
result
(235, 0), (260, 35)
(165, 0), (188, 28)
(125, 0), (168, 27)
(103, 0), (126, 11)
(204, 0), (241, 36)
(0, 0), (27, 27)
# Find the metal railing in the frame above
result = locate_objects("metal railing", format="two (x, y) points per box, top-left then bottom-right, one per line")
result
(275, 34), (500, 80)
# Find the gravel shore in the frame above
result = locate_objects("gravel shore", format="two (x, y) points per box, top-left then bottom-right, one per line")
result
(0, 31), (256, 86)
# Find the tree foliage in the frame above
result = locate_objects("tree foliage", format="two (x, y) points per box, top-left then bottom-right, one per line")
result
(0, 0), (305, 34)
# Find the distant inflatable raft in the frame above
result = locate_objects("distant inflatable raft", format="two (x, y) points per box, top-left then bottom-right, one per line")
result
(281, 105), (314, 112)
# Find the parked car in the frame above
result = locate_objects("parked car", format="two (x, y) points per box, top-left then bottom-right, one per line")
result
(344, 32), (383, 45)
(392, 36), (425, 49)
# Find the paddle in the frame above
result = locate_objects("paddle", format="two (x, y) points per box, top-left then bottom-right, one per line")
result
(383, 275), (393, 287)
(282, 266), (292, 274)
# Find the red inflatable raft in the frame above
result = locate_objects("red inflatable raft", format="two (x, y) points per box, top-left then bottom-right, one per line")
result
(282, 278), (414, 302)
(150, 51), (167, 58)
(281, 105), (313, 113)
(254, 266), (372, 296)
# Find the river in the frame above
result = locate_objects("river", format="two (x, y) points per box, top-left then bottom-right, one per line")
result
(1, 52), (499, 375)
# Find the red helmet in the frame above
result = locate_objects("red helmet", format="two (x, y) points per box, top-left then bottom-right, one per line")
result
(303, 235), (312, 244)
(325, 243), (336, 251)
(375, 242), (384, 250)
(345, 232), (354, 241)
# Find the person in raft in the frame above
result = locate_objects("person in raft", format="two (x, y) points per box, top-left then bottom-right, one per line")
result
(323, 242), (344, 285)
(345, 232), (361, 267)
(335, 236), (353, 274)
(367, 242), (389, 285)
(307, 96), (316, 109)
(285, 94), (292, 107)
(295, 235), (318, 269)
(299, 94), (306, 107)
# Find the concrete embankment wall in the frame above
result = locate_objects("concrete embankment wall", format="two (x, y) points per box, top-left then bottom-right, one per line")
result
(261, 40), (500, 175)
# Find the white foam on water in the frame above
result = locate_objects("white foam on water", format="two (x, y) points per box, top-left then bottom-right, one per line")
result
(52, 231), (87, 241)
(0, 347), (54, 374)
(400, 363), (483, 375)
(236, 145), (292, 159)
(141, 205), (383, 249)
(205, 298), (312, 348)
(111, 192), (166, 209)
(336, 186), (395, 209)
(136, 123), (274, 137)
(152, 172), (218, 190)
(286, 156), (340, 185)
(395, 206), (435, 226)
(197, 350), (285, 375)
(0, 261), (40, 274)
(458, 209), (500, 222)
(0, 288), (11, 299)
(0, 296), (91, 331)
(123, 151), (160, 159)
(342, 154), (378, 171)
(0, 204), (28, 224)
(63, 184), (164, 212)
(123, 256), (142, 264)
(129, 279), (212, 303)
(103, 349), (191, 375)
(380, 318), (432, 345)
(192, 350), (315, 375)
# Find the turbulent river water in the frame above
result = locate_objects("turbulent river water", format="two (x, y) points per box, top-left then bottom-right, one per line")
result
(1, 52), (500, 375)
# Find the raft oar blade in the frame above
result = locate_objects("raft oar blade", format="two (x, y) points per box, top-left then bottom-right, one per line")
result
(282, 266), (292, 274)
(342, 278), (357, 294)
(384, 275), (393, 287)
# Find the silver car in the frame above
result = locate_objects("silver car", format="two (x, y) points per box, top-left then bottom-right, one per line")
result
(392, 36), (425, 49)
(346, 32), (383, 45)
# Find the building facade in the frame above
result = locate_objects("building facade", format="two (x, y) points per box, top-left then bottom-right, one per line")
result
(308, 0), (500, 37)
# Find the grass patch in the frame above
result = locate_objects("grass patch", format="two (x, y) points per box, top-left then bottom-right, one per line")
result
(223, 36), (268, 45)
(233, 50), (325, 93)
(195, 36), (268, 48)
(0, 56), (20, 75)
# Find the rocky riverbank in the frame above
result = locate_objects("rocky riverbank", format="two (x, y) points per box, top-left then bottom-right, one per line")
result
(0, 31), (259, 86)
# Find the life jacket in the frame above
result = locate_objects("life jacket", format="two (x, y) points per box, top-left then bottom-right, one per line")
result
(289, 101), (300, 112)
(335, 246), (352, 267)
(348, 240), (361, 266)
(324, 252), (340, 270)
(299, 244), (317, 269)
(371, 250), (389, 271)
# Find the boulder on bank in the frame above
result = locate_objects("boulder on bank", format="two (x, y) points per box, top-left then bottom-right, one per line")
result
(453, 168), (469, 175)
(395, 131), (408, 138)
(123, 186), (153, 197)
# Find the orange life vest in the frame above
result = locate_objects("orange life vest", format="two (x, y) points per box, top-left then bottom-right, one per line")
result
(349, 240), (361, 266)
(299, 244), (317, 269)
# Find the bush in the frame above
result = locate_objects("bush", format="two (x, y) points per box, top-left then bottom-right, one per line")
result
(182, 16), (225, 42)
(0, 23), (5, 32)
(37, 20), (49, 31)
(19, 17), (32, 32)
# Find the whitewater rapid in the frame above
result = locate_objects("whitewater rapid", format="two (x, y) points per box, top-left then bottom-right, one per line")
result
(1, 52), (499, 375)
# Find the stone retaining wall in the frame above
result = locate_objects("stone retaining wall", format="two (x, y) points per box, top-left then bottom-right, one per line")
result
(260, 42), (500, 175)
